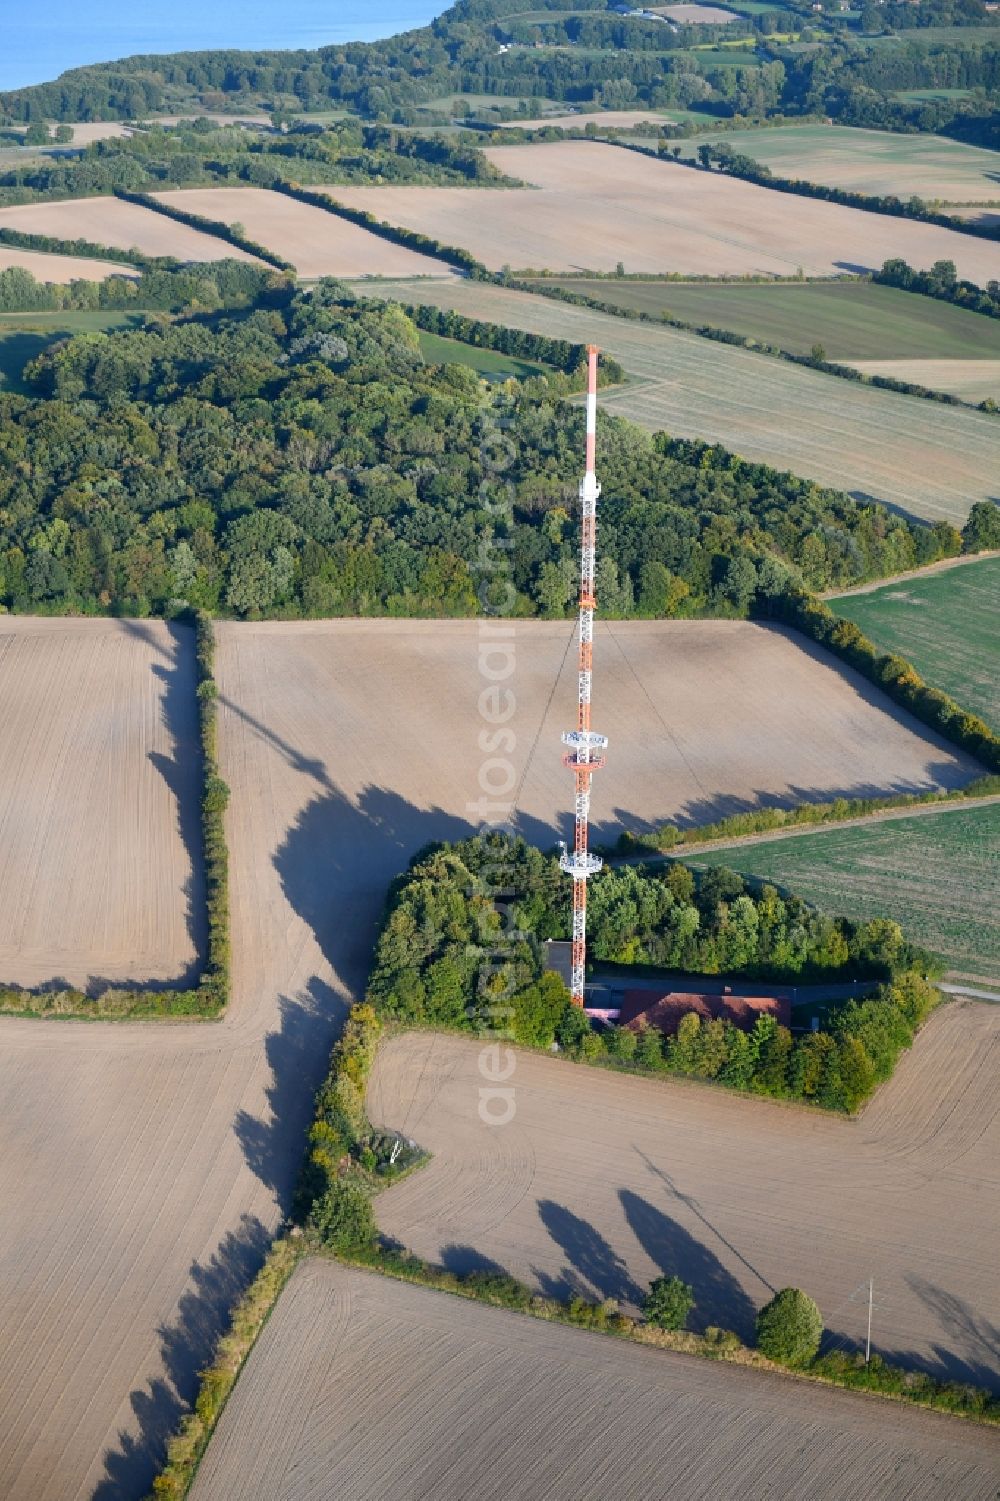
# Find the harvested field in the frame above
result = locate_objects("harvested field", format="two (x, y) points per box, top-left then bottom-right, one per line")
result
(54, 123), (134, 144)
(832, 556), (1000, 734)
(0, 244), (136, 283)
(189, 1260), (1000, 1501)
(498, 108), (676, 130)
(0, 618), (202, 989)
(0, 196), (261, 263)
(359, 278), (1000, 524)
(654, 1), (739, 18)
(528, 277), (1000, 361)
(690, 803), (1000, 985)
(0, 617), (981, 1500)
(150, 187), (457, 278)
(369, 1001), (1000, 1383)
(851, 358), (1000, 405)
(682, 122), (1000, 203)
(331, 141), (1000, 281)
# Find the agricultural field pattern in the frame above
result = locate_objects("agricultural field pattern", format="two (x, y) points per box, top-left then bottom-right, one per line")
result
(689, 803), (1000, 986)
(833, 556), (1000, 733)
(359, 278), (1000, 525)
(680, 122), (1000, 204)
(0, 616), (988, 1501)
(527, 278), (1000, 362)
(332, 141), (1000, 280)
(5, 46), (1000, 1501)
(367, 1012), (1000, 1380)
(187, 1259), (1000, 1501)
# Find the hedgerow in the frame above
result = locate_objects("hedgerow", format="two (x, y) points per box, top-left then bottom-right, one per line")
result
(113, 187), (295, 271)
(271, 179), (488, 276)
(614, 775), (1000, 857)
(398, 299), (626, 389)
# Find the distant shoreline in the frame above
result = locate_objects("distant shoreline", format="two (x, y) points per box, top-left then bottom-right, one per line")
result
(0, 0), (441, 93)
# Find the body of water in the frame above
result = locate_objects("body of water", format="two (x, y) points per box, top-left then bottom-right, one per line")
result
(2, 2), (441, 92)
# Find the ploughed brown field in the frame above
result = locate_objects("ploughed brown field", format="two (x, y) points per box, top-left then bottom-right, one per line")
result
(0, 197), (262, 264)
(359, 277), (1000, 526)
(0, 618), (202, 988)
(150, 187), (459, 278)
(497, 109), (676, 130)
(0, 245), (136, 283)
(188, 1259), (1000, 1501)
(0, 620), (985, 1499)
(331, 141), (1000, 281)
(368, 1006), (1000, 1383)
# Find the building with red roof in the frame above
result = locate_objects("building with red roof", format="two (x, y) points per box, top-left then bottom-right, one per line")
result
(618, 988), (790, 1036)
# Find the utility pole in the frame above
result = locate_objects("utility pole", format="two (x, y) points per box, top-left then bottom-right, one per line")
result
(560, 345), (607, 1007)
(866, 1276), (874, 1365)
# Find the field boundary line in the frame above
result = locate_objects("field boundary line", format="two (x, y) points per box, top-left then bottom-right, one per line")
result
(824, 549), (1000, 599)
(503, 272), (998, 415)
(613, 792), (1000, 863)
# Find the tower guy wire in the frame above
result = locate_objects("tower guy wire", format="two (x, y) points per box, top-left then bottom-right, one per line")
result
(559, 346), (607, 1007)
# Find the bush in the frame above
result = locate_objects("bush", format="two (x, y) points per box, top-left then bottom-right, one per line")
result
(643, 1275), (695, 1331)
(755, 1287), (824, 1366)
(308, 1178), (376, 1253)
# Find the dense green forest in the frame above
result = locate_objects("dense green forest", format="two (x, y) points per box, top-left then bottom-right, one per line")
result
(365, 833), (937, 1112)
(2, 0), (998, 141)
(0, 273), (956, 619)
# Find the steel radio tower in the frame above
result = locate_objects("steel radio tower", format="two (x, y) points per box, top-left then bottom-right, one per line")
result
(559, 345), (607, 1007)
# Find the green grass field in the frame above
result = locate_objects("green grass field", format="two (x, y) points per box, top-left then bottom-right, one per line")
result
(687, 803), (1000, 984)
(0, 310), (145, 393)
(416, 329), (549, 381)
(832, 557), (1000, 733)
(524, 278), (1000, 360)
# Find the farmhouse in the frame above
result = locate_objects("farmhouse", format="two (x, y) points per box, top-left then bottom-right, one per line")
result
(618, 988), (791, 1036)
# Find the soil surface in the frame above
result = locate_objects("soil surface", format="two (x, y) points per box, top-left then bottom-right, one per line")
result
(190, 1259), (1000, 1501)
(368, 1005), (1000, 1383)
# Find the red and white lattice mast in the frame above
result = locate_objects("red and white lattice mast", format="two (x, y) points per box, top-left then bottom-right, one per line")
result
(560, 345), (607, 1007)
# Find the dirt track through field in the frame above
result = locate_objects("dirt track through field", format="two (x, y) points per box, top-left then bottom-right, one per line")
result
(359, 278), (1000, 524)
(0, 619), (985, 1500)
(333, 142), (1000, 281)
(368, 1004), (1000, 1384)
(189, 1259), (1000, 1501)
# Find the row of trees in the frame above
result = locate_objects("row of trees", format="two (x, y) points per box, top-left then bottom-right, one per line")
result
(698, 140), (1000, 243)
(511, 245), (996, 413)
(399, 301), (625, 384)
(0, 117), (513, 207)
(875, 256), (1000, 322)
(761, 580), (1000, 772)
(0, 259), (282, 313)
(365, 834), (936, 1113)
(1, 278), (950, 620)
(114, 187), (293, 270)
